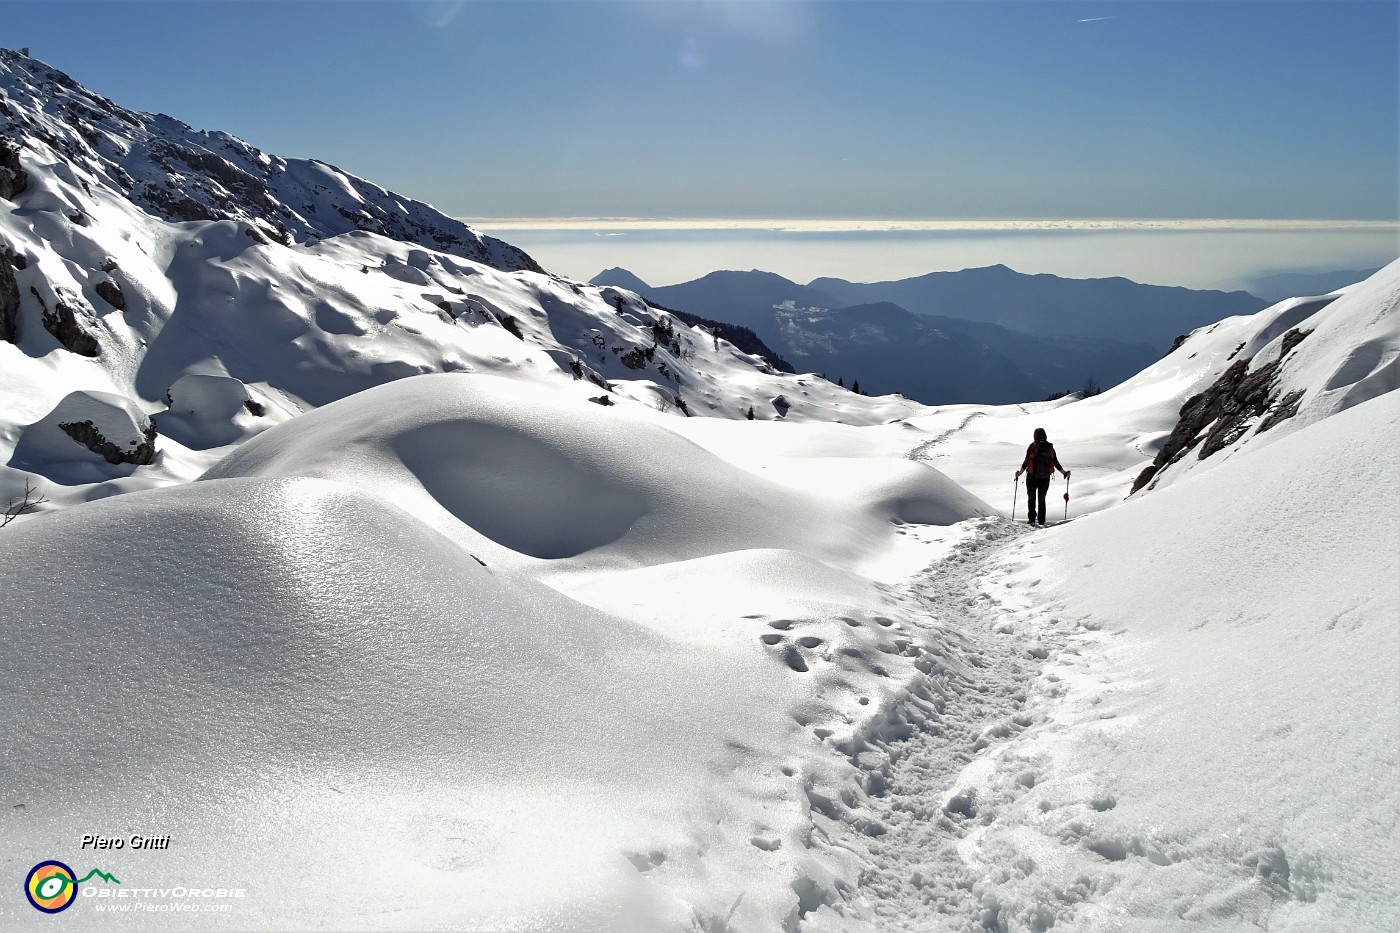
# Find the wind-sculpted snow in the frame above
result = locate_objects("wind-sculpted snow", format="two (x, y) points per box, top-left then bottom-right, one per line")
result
(200, 372), (991, 573)
(0, 476), (804, 931)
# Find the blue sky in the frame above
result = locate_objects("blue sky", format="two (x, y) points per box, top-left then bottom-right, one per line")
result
(6, 0), (1398, 221)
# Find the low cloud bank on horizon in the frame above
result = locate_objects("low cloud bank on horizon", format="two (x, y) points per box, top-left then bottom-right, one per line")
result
(467, 218), (1398, 233)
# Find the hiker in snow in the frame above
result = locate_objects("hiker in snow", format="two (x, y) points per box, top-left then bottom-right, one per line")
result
(1016, 428), (1070, 526)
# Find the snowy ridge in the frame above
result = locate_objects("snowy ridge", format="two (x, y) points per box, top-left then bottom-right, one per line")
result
(0, 48), (538, 273)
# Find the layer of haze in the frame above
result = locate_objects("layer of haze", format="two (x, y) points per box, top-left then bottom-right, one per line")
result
(6, 1), (1397, 222)
(475, 222), (1398, 292)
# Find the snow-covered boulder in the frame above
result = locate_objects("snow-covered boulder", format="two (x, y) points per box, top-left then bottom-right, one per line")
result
(155, 373), (265, 449)
(9, 389), (156, 481)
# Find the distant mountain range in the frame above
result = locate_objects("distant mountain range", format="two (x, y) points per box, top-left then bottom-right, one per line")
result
(809, 265), (1267, 351)
(591, 266), (1273, 404)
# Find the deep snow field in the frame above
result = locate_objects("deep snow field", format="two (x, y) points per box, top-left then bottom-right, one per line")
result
(2, 50), (1398, 932)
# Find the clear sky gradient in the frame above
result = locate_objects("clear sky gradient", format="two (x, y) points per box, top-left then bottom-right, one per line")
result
(5, 0), (1397, 223)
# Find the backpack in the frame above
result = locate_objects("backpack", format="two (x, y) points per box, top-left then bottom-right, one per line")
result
(1030, 442), (1055, 478)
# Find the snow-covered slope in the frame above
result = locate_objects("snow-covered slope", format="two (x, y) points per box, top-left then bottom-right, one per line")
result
(0, 48), (919, 517)
(915, 384), (1400, 931)
(2, 47), (1396, 933)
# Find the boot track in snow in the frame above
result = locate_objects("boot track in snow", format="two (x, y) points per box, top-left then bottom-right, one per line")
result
(808, 516), (1083, 931)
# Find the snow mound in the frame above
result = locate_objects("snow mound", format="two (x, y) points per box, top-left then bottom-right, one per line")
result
(155, 373), (267, 449)
(200, 372), (987, 573)
(8, 389), (155, 482)
(0, 475), (801, 931)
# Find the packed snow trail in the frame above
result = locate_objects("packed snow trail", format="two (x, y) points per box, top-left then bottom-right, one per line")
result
(906, 412), (988, 463)
(807, 516), (1069, 929)
(859, 519), (1046, 929)
(815, 514), (1165, 932)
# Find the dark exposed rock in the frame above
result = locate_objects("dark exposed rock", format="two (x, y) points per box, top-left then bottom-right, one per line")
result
(643, 297), (795, 373)
(3, 52), (542, 274)
(1257, 390), (1305, 434)
(1130, 328), (1313, 495)
(495, 312), (523, 339)
(243, 399), (265, 417)
(588, 395), (614, 406)
(0, 135), (27, 199)
(1164, 334), (1190, 357)
(1129, 464), (1159, 494)
(619, 346), (648, 370)
(94, 278), (125, 311)
(1279, 327), (1310, 357)
(138, 182), (219, 223)
(58, 418), (157, 465)
(35, 288), (100, 356)
(0, 245), (20, 342)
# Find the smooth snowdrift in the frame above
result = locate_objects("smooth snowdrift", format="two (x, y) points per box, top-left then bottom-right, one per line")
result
(2, 48), (923, 521)
(0, 476), (803, 931)
(199, 372), (992, 576)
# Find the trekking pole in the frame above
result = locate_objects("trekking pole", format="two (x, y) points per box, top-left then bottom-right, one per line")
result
(1063, 473), (1070, 522)
(1011, 475), (1018, 521)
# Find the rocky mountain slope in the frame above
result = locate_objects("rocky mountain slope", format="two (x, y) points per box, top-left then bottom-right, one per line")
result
(0, 49), (915, 515)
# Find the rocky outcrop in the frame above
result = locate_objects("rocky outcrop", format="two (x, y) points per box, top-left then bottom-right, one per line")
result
(1130, 328), (1313, 494)
(0, 245), (20, 342)
(0, 135), (27, 199)
(36, 288), (100, 356)
(10, 390), (159, 472)
(94, 277), (125, 310)
(59, 418), (157, 465)
(0, 50), (541, 274)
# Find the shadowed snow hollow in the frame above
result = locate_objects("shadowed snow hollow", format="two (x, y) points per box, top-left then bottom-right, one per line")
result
(200, 372), (992, 575)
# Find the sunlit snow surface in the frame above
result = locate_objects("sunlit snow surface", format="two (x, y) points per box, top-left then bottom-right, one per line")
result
(5, 264), (1397, 931)
(2, 49), (1398, 932)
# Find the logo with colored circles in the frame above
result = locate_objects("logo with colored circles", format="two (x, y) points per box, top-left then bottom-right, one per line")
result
(25, 860), (78, 913)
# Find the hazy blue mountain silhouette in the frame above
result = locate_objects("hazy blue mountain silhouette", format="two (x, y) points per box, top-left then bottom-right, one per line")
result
(809, 264), (1269, 352)
(771, 301), (1038, 402)
(592, 267), (653, 295)
(590, 268), (1158, 404)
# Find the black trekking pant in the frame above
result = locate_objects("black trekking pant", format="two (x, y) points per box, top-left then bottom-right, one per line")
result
(1026, 475), (1051, 524)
